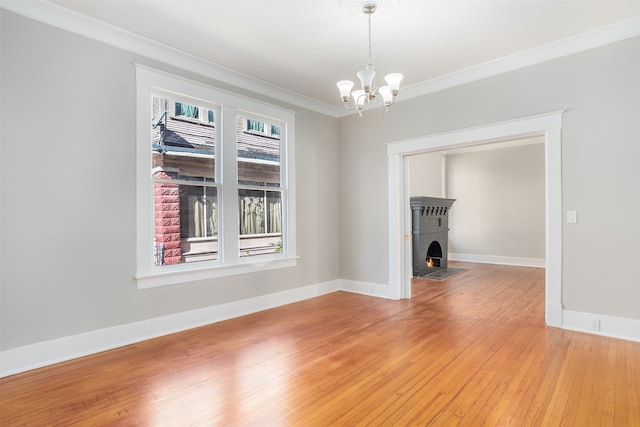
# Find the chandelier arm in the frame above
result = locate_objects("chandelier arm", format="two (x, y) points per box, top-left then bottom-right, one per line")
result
(355, 91), (367, 110)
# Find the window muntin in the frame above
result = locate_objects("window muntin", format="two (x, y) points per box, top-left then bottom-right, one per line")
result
(136, 65), (296, 287)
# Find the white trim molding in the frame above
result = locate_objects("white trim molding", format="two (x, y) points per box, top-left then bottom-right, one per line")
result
(0, 0), (338, 117)
(563, 310), (640, 343)
(449, 253), (545, 268)
(2, 276), (637, 377)
(386, 111), (564, 328)
(0, 280), (340, 378)
(2, 1), (640, 119)
(339, 279), (397, 300)
(396, 16), (640, 107)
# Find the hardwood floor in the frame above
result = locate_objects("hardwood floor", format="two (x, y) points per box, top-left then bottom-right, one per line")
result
(1, 262), (639, 426)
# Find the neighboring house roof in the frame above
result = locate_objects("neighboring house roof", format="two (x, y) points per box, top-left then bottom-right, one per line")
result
(154, 119), (280, 163)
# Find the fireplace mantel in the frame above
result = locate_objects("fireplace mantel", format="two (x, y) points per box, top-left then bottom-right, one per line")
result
(410, 196), (456, 213)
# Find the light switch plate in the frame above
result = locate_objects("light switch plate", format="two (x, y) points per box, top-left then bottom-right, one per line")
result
(567, 210), (577, 223)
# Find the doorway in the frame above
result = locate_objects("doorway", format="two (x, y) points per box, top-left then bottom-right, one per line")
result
(386, 112), (563, 327)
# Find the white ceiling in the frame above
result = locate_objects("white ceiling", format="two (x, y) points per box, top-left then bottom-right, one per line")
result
(41, 0), (640, 109)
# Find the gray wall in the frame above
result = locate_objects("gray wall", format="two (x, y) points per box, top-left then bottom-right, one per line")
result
(0, 11), (340, 350)
(339, 36), (640, 320)
(409, 143), (545, 261)
(447, 143), (545, 259)
(408, 152), (443, 197)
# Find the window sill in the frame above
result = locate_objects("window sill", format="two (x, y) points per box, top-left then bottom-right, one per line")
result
(135, 256), (298, 289)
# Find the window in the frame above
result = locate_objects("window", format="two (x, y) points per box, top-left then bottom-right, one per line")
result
(175, 102), (199, 119)
(237, 114), (283, 257)
(136, 65), (296, 288)
(246, 118), (264, 133)
(245, 118), (280, 137)
(174, 101), (215, 123)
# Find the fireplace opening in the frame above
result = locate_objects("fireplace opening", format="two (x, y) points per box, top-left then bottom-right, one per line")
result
(426, 240), (443, 270)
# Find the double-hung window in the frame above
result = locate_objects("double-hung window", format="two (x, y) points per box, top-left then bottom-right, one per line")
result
(136, 66), (296, 288)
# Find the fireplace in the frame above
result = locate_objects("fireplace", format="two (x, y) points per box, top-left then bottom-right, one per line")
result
(410, 196), (456, 277)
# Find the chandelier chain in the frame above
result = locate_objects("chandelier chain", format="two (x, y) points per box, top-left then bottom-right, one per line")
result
(368, 12), (373, 67)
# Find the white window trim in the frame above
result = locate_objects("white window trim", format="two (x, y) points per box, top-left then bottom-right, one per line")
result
(135, 65), (297, 289)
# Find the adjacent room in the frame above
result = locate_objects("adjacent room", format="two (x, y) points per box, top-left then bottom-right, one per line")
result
(1, 0), (639, 424)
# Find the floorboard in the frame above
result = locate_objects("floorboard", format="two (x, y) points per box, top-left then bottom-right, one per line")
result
(1, 262), (639, 426)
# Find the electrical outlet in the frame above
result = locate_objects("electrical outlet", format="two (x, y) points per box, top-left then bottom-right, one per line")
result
(590, 319), (600, 331)
(567, 210), (578, 224)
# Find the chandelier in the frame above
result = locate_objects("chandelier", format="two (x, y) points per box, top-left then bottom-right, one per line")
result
(336, 1), (403, 116)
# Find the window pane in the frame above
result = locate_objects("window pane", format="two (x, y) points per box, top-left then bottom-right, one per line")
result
(266, 191), (282, 234)
(239, 189), (265, 235)
(153, 184), (218, 266)
(152, 96), (216, 183)
(247, 119), (264, 132)
(179, 185), (218, 239)
(237, 115), (281, 187)
(239, 189), (282, 257)
(175, 102), (199, 119)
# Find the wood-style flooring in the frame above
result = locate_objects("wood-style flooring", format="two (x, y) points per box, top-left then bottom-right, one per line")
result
(1, 262), (639, 426)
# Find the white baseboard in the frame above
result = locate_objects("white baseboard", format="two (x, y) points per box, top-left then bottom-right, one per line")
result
(4, 279), (637, 378)
(339, 279), (396, 300)
(562, 310), (640, 342)
(0, 280), (339, 378)
(449, 253), (545, 268)
(546, 302), (563, 328)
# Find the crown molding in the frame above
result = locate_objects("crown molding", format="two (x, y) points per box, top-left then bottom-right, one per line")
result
(3, 1), (639, 119)
(336, 15), (640, 117)
(0, 0), (340, 117)
(397, 15), (640, 105)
